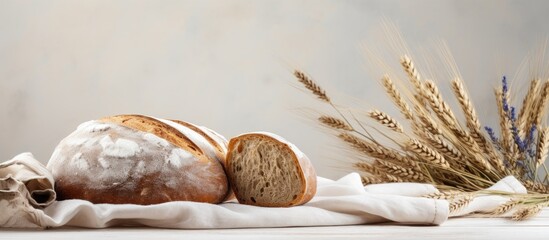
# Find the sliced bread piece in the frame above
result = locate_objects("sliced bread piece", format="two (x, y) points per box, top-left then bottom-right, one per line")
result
(226, 132), (317, 207)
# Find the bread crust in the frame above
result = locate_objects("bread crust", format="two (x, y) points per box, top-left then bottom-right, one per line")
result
(226, 132), (317, 207)
(48, 115), (230, 205)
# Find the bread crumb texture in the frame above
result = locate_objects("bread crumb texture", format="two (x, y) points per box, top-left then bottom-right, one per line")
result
(229, 136), (303, 206)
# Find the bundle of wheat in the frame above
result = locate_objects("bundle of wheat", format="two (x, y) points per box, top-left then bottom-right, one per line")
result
(295, 52), (549, 220)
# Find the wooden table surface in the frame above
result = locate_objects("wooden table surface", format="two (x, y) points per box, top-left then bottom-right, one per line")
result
(2, 208), (549, 240)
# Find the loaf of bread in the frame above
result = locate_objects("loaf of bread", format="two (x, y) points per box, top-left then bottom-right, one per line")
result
(47, 114), (230, 205)
(226, 132), (317, 207)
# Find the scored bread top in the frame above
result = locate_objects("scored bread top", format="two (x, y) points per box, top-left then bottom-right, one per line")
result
(170, 119), (228, 166)
(48, 115), (230, 204)
(99, 114), (212, 163)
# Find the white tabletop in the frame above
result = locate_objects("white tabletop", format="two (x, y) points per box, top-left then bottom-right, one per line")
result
(2, 208), (548, 240)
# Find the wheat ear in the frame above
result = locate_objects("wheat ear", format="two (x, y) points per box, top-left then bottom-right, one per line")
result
(422, 190), (465, 199)
(381, 75), (414, 119)
(496, 89), (515, 161)
(487, 199), (520, 215)
(451, 78), (501, 167)
(512, 203), (546, 220)
(319, 116), (353, 131)
(368, 109), (404, 133)
(374, 160), (426, 181)
(524, 180), (549, 193)
(294, 70), (330, 102)
(408, 139), (450, 169)
(449, 194), (474, 214)
(354, 162), (404, 182)
(361, 175), (385, 185)
(531, 81), (549, 129)
(424, 80), (458, 125)
(518, 79), (540, 133)
(340, 133), (421, 170)
(536, 127), (549, 169)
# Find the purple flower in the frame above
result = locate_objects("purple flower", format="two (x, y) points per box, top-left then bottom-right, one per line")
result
(484, 126), (499, 144)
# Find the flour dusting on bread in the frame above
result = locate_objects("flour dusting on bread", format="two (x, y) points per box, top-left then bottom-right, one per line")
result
(47, 117), (230, 205)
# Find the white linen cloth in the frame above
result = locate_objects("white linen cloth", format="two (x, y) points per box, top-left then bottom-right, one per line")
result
(0, 153), (526, 229)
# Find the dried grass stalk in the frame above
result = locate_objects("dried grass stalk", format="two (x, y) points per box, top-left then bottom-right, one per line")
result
(518, 79), (540, 132)
(422, 190), (465, 199)
(408, 139), (450, 169)
(512, 203), (545, 221)
(381, 75), (414, 119)
(294, 70), (330, 102)
(319, 116), (353, 131)
(368, 110), (404, 133)
(488, 199), (520, 215)
(375, 160), (426, 181)
(536, 127), (549, 169)
(400, 55), (422, 95)
(449, 194), (474, 214)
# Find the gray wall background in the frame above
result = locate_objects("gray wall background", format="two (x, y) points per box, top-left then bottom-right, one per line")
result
(1, 0), (548, 179)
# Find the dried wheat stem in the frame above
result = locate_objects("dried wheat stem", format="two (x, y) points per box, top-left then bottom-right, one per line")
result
(400, 55), (422, 92)
(340, 133), (421, 171)
(381, 75), (414, 119)
(408, 139), (450, 169)
(361, 175), (385, 185)
(424, 133), (463, 162)
(524, 180), (549, 193)
(451, 78), (501, 168)
(422, 190), (465, 199)
(496, 89), (514, 159)
(536, 127), (549, 169)
(531, 81), (549, 128)
(449, 194), (474, 214)
(512, 203), (546, 220)
(424, 80), (458, 122)
(354, 162), (381, 175)
(368, 109), (404, 133)
(415, 106), (442, 135)
(319, 116), (353, 131)
(294, 70), (330, 102)
(452, 78), (481, 130)
(518, 79), (540, 132)
(354, 162), (404, 182)
(488, 199), (520, 215)
(375, 160), (426, 181)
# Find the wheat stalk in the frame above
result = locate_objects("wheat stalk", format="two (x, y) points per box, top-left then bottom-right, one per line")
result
(361, 175), (385, 185)
(400, 55), (422, 94)
(415, 107), (442, 135)
(422, 190), (465, 199)
(381, 75), (414, 120)
(375, 160), (426, 181)
(536, 127), (549, 169)
(531, 81), (549, 129)
(368, 109), (404, 133)
(449, 194), (474, 214)
(496, 89), (516, 164)
(512, 203), (545, 220)
(524, 180), (549, 194)
(319, 116), (353, 131)
(424, 80), (458, 125)
(408, 139), (450, 169)
(487, 199), (520, 215)
(424, 133), (463, 162)
(451, 78), (503, 172)
(355, 161), (404, 182)
(294, 70), (330, 102)
(518, 79), (540, 133)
